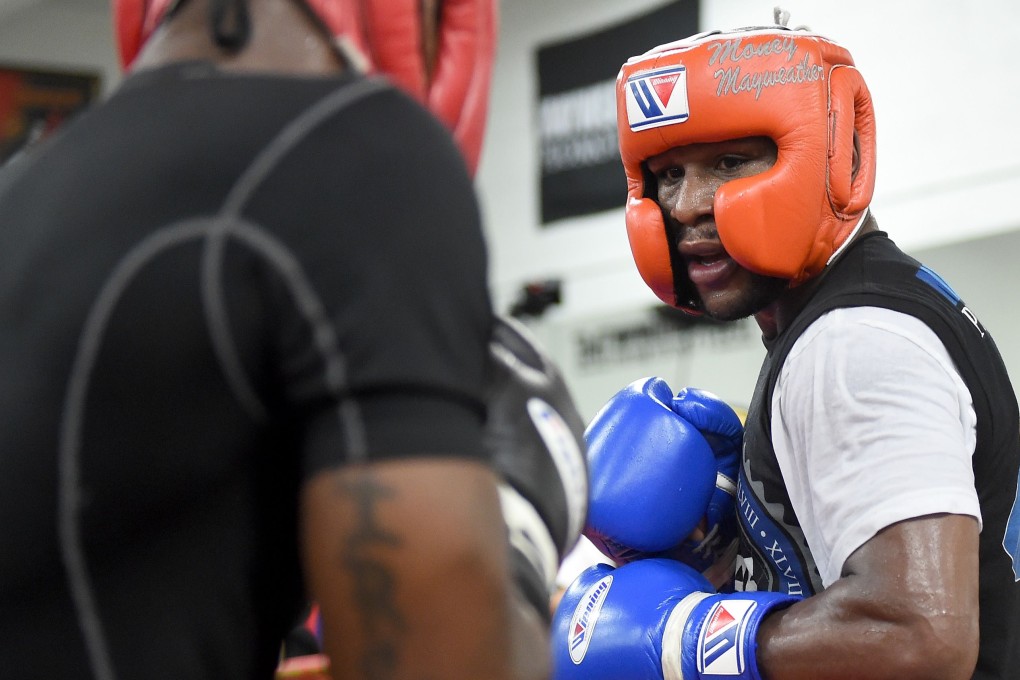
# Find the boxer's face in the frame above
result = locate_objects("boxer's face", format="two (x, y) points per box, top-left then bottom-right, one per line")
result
(646, 136), (788, 321)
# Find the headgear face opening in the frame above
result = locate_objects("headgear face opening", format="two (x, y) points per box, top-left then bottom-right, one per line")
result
(111, 0), (497, 174)
(616, 26), (877, 312)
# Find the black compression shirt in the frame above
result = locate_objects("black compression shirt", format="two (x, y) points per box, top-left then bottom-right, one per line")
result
(0, 62), (492, 679)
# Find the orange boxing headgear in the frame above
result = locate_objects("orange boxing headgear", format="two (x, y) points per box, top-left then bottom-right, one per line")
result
(112, 0), (496, 174)
(616, 25), (876, 311)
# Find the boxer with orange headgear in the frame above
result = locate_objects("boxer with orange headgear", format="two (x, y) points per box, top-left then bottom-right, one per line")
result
(617, 21), (876, 314)
(553, 11), (1020, 680)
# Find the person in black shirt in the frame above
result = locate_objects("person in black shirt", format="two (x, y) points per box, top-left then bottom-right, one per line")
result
(0, 1), (588, 678)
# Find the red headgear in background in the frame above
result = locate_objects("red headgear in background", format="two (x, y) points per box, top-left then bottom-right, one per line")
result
(113, 0), (496, 174)
(616, 25), (876, 312)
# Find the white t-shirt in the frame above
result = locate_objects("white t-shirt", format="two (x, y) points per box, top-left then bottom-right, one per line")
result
(772, 306), (981, 586)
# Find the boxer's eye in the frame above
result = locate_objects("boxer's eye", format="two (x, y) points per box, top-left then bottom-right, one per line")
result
(718, 155), (749, 172)
(656, 166), (684, 183)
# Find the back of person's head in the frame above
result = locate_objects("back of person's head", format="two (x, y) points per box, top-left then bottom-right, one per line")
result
(112, 0), (496, 172)
(616, 9), (876, 312)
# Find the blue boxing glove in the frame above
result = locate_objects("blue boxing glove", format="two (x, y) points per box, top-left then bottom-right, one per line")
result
(668, 387), (743, 584)
(582, 378), (717, 564)
(552, 559), (799, 680)
(582, 379), (743, 585)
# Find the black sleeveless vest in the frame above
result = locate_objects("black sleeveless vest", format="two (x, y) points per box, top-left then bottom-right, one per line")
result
(737, 232), (1020, 679)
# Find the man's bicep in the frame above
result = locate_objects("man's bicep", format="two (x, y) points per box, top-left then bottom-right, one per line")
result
(758, 513), (981, 679)
(841, 513), (980, 624)
(299, 458), (513, 679)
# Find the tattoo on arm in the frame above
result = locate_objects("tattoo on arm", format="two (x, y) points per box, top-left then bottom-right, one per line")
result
(342, 473), (406, 680)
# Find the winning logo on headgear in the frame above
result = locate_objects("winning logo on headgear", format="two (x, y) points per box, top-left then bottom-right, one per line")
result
(625, 66), (689, 131)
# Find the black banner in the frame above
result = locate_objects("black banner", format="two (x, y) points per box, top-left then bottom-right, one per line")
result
(537, 1), (698, 225)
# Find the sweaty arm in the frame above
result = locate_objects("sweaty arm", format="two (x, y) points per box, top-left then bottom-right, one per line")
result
(758, 514), (978, 679)
(758, 307), (981, 679)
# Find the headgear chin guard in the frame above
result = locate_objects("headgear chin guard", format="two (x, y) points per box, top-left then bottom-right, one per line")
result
(616, 25), (877, 311)
(112, 0), (497, 174)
